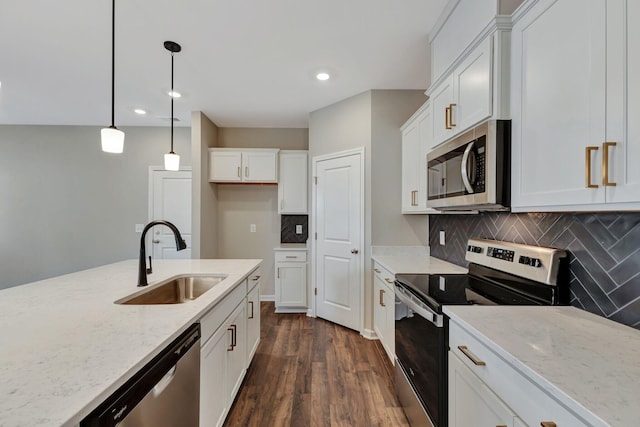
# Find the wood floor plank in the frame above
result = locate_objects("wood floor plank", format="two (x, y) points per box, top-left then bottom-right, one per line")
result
(224, 302), (409, 427)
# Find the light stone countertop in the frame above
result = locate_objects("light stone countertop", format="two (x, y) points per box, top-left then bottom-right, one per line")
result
(444, 305), (640, 427)
(0, 258), (261, 427)
(274, 243), (308, 251)
(372, 254), (468, 275)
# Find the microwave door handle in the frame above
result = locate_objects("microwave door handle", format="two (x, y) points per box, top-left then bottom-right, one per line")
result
(461, 141), (475, 194)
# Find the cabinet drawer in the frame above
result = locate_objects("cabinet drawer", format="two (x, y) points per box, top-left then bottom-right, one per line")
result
(200, 282), (246, 345)
(275, 251), (307, 262)
(449, 320), (592, 426)
(247, 266), (262, 292)
(372, 262), (395, 289)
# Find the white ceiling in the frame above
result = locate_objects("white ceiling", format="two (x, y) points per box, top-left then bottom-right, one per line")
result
(0, 0), (447, 128)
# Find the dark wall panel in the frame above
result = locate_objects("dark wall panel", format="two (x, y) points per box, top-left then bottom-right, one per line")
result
(429, 212), (640, 329)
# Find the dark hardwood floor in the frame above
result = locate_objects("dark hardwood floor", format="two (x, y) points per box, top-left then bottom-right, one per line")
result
(224, 302), (409, 427)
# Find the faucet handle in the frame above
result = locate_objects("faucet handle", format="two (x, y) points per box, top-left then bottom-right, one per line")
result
(146, 256), (153, 274)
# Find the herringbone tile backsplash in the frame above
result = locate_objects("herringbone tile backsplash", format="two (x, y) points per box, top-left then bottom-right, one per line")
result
(429, 212), (640, 329)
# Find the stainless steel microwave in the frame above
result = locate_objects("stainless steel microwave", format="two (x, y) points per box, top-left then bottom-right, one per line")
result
(426, 120), (510, 211)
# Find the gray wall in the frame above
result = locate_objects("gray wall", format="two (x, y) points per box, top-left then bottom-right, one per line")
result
(429, 212), (640, 329)
(191, 112), (219, 259)
(214, 127), (309, 297)
(0, 125), (190, 289)
(371, 90), (428, 246)
(309, 90), (429, 333)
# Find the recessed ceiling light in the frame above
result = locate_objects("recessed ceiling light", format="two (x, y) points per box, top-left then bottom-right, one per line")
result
(316, 72), (330, 81)
(134, 109), (147, 115)
(168, 90), (181, 98)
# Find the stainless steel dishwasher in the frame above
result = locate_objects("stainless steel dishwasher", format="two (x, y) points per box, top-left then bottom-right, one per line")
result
(81, 323), (200, 427)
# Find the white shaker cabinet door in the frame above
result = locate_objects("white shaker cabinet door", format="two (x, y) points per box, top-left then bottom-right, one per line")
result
(606, 0), (640, 204)
(511, 0), (607, 209)
(209, 150), (242, 182)
(200, 321), (231, 427)
(449, 352), (517, 427)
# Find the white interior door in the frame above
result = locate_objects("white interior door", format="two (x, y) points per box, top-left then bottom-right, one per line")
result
(314, 150), (363, 332)
(150, 168), (192, 259)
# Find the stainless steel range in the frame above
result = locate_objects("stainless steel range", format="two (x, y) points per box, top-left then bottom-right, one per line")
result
(393, 238), (568, 427)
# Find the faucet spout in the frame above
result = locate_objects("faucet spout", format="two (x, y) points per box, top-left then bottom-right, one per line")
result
(138, 220), (187, 287)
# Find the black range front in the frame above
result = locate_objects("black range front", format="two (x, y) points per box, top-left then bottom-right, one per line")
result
(393, 238), (568, 427)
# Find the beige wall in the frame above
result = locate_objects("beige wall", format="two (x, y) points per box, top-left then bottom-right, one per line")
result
(191, 112), (219, 259)
(0, 125), (191, 289)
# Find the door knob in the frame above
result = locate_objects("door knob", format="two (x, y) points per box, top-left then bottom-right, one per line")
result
(351, 249), (359, 254)
(153, 239), (160, 244)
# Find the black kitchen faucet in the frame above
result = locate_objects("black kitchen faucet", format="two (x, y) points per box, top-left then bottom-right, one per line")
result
(138, 220), (187, 286)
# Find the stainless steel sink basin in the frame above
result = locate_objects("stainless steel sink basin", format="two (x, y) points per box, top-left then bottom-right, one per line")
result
(116, 275), (227, 305)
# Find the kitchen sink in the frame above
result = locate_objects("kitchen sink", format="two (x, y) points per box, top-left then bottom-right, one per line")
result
(116, 275), (227, 305)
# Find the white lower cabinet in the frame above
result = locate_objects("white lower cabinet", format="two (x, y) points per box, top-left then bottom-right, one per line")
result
(274, 249), (307, 312)
(199, 265), (261, 427)
(449, 352), (517, 427)
(449, 319), (590, 427)
(372, 262), (395, 363)
(246, 279), (260, 362)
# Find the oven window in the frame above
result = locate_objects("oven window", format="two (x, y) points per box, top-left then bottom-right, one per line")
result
(395, 306), (446, 426)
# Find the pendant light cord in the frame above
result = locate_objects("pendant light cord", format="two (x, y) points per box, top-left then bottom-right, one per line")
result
(170, 51), (174, 153)
(110, 0), (116, 128)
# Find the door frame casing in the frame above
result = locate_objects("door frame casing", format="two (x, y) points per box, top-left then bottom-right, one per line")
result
(310, 147), (365, 334)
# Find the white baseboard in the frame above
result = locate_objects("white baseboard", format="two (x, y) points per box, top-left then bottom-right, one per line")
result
(260, 294), (275, 302)
(275, 307), (308, 313)
(361, 328), (378, 340)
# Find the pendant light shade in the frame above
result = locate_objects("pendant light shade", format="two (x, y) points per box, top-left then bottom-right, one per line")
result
(164, 41), (181, 171)
(101, 0), (124, 153)
(101, 127), (125, 153)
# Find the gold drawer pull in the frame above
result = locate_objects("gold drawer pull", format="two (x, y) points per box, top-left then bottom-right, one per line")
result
(449, 103), (457, 127)
(585, 146), (599, 188)
(379, 289), (386, 307)
(285, 255), (298, 259)
(602, 141), (617, 186)
(445, 106), (452, 129)
(384, 278), (394, 284)
(457, 345), (486, 366)
(540, 423), (557, 427)
(374, 268), (381, 273)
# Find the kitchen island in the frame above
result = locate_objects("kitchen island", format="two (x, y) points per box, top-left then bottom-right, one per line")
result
(0, 258), (261, 427)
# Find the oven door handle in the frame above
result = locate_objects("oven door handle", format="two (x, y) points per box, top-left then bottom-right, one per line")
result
(460, 141), (476, 194)
(394, 284), (443, 327)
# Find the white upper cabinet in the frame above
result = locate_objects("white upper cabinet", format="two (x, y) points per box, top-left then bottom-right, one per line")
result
(278, 150), (308, 214)
(511, 0), (640, 211)
(208, 148), (279, 183)
(401, 101), (438, 214)
(431, 37), (493, 146)
(430, 0), (499, 84)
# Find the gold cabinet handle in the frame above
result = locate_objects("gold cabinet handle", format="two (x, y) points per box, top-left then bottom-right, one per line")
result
(602, 141), (617, 186)
(457, 345), (486, 366)
(585, 146), (599, 188)
(411, 190), (418, 206)
(540, 423), (557, 427)
(285, 255), (298, 259)
(373, 268), (381, 273)
(449, 103), (457, 127)
(445, 106), (452, 129)
(384, 278), (394, 284)
(379, 289), (386, 307)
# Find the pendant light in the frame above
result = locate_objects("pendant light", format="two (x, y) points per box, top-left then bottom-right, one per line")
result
(101, 0), (125, 153)
(164, 41), (181, 171)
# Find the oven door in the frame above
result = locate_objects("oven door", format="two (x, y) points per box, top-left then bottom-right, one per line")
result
(394, 283), (447, 427)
